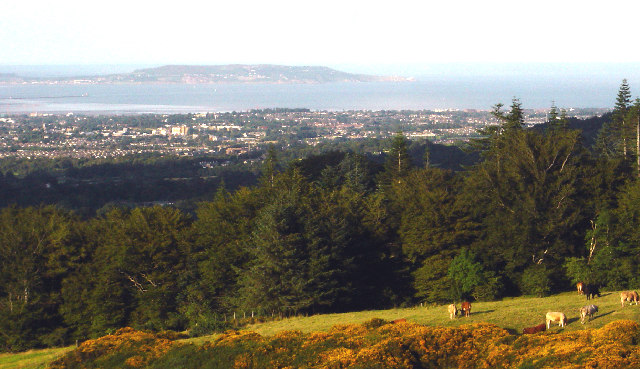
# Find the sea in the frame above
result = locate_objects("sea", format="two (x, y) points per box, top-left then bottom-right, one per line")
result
(0, 76), (632, 114)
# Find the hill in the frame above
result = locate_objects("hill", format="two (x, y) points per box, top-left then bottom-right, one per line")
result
(5, 291), (640, 368)
(532, 112), (610, 149)
(1, 65), (410, 84)
(126, 64), (409, 84)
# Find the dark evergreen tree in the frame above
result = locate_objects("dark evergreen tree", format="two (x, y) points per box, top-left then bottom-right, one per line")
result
(0, 206), (76, 350)
(186, 186), (261, 326)
(464, 102), (590, 294)
(234, 170), (313, 315)
(381, 132), (412, 185)
(596, 79), (633, 158)
(397, 168), (468, 302)
(492, 98), (525, 132)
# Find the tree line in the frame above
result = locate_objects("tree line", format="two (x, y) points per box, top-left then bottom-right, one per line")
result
(2, 81), (640, 352)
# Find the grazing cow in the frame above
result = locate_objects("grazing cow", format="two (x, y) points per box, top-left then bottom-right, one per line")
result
(584, 284), (601, 300)
(448, 304), (457, 319)
(461, 301), (471, 317)
(620, 291), (639, 307)
(579, 305), (598, 324)
(522, 323), (547, 334)
(545, 312), (566, 329)
(577, 282), (585, 295)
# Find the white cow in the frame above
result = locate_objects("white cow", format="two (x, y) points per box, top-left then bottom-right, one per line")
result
(546, 312), (566, 329)
(448, 304), (457, 319)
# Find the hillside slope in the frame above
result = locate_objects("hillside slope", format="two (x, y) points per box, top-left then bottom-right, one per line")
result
(6, 291), (640, 368)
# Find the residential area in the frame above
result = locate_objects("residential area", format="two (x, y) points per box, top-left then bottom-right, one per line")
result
(0, 107), (608, 159)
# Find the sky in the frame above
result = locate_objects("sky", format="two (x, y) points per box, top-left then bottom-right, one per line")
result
(2, 1), (640, 76)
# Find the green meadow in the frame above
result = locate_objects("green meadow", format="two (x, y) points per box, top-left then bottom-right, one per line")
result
(0, 348), (73, 369)
(3, 290), (640, 368)
(240, 291), (640, 336)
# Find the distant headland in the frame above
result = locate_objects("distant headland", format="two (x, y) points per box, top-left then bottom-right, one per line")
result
(0, 64), (412, 85)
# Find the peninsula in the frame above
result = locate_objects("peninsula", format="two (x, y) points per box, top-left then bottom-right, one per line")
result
(0, 64), (411, 85)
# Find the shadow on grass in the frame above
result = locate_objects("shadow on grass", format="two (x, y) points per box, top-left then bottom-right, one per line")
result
(587, 310), (614, 322)
(566, 317), (581, 325)
(504, 327), (519, 335)
(470, 309), (495, 316)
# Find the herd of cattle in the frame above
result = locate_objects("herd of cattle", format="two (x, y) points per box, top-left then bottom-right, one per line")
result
(446, 283), (639, 334)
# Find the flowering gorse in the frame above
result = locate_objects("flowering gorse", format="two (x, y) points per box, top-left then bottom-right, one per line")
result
(49, 319), (640, 368)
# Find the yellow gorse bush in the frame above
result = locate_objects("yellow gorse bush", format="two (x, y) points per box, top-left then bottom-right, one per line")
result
(48, 327), (175, 369)
(49, 319), (640, 368)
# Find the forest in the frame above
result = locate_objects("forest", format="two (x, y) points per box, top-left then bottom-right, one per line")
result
(1, 81), (640, 352)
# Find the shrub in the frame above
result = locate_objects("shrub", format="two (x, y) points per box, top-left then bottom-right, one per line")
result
(187, 316), (234, 337)
(520, 264), (551, 297)
(472, 272), (503, 301)
(448, 248), (485, 300)
(50, 321), (640, 369)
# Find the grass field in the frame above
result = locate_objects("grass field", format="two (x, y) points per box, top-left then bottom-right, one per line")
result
(240, 290), (640, 336)
(3, 290), (640, 368)
(0, 348), (73, 369)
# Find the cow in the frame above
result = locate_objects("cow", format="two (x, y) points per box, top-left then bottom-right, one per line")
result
(523, 323), (546, 334)
(461, 301), (471, 317)
(577, 282), (585, 295)
(584, 284), (601, 300)
(546, 312), (566, 329)
(448, 304), (457, 319)
(392, 318), (407, 324)
(579, 305), (598, 324)
(620, 291), (639, 307)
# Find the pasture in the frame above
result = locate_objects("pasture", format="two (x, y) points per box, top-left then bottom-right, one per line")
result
(3, 290), (640, 368)
(241, 290), (640, 336)
(0, 348), (72, 369)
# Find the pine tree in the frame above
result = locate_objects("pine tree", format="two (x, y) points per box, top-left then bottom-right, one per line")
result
(599, 79), (634, 158)
(261, 145), (280, 187)
(464, 122), (589, 293)
(492, 98), (525, 131)
(235, 171), (313, 315)
(384, 131), (412, 183)
(547, 102), (568, 131)
(614, 79), (632, 115)
(615, 79), (632, 157)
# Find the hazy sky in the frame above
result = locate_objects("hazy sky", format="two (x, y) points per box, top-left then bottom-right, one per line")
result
(2, 1), (640, 71)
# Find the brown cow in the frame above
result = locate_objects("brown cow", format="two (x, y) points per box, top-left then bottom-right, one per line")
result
(447, 304), (457, 319)
(523, 323), (546, 334)
(392, 318), (407, 324)
(577, 282), (584, 295)
(620, 291), (639, 307)
(546, 312), (566, 329)
(461, 301), (471, 317)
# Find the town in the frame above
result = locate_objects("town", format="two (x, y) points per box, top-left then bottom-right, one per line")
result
(0, 107), (608, 160)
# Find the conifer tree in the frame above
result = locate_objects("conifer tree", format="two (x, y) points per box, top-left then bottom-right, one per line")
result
(492, 98), (525, 131)
(465, 100), (589, 293)
(615, 79), (632, 157)
(598, 80), (633, 158)
(547, 102), (568, 131)
(235, 170), (312, 315)
(384, 131), (412, 183)
(261, 145), (280, 187)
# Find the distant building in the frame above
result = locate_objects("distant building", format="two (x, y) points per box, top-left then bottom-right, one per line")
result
(152, 128), (168, 136)
(171, 125), (189, 136)
(226, 147), (248, 155)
